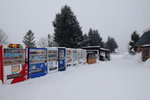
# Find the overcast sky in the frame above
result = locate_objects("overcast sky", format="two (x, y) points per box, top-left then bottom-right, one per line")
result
(0, 0), (150, 52)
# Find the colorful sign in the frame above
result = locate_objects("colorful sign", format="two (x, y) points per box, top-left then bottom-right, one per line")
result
(0, 46), (28, 84)
(11, 65), (20, 74)
(47, 48), (58, 71)
(58, 48), (66, 71)
(28, 48), (47, 78)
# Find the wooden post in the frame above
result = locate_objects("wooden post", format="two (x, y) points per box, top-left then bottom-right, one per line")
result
(149, 48), (150, 59)
(141, 48), (143, 61)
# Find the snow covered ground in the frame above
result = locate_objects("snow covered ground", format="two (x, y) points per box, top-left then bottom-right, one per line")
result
(1, 54), (150, 100)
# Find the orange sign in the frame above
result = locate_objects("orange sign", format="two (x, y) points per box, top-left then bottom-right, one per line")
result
(8, 44), (20, 48)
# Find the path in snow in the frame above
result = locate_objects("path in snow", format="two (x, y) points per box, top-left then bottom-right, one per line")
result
(0, 54), (150, 100)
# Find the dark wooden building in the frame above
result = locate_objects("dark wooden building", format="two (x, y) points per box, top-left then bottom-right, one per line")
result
(82, 46), (111, 61)
(136, 30), (150, 61)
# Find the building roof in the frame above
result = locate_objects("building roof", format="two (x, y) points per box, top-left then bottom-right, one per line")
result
(82, 46), (110, 52)
(136, 30), (150, 47)
(82, 46), (101, 49)
(100, 48), (110, 52)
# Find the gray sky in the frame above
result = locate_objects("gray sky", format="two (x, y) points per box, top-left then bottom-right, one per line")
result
(0, 0), (150, 52)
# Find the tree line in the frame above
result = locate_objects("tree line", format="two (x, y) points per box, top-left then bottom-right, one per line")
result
(0, 5), (119, 52)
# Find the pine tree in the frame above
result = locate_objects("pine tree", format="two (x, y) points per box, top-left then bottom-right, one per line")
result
(23, 30), (36, 47)
(88, 28), (102, 46)
(53, 5), (83, 48)
(100, 41), (105, 48)
(129, 31), (140, 54)
(82, 33), (89, 46)
(105, 36), (118, 52)
(37, 37), (48, 48)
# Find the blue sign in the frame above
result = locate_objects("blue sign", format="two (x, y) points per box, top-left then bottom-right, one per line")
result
(58, 48), (66, 71)
(28, 48), (47, 78)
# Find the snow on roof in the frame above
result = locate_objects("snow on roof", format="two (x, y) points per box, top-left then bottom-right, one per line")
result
(140, 44), (150, 47)
(136, 30), (150, 46)
(86, 49), (99, 52)
(46, 47), (58, 50)
(100, 48), (110, 51)
(57, 47), (66, 49)
(82, 46), (110, 52)
(82, 46), (101, 48)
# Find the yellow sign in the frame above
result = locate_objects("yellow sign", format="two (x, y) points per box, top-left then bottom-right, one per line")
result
(8, 44), (20, 48)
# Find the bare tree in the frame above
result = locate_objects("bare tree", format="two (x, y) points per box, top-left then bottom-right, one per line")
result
(48, 34), (53, 47)
(48, 34), (59, 47)
(0, 29), (8, 45)
(37, 37), (48, 48)
(38, 34), (59, 48)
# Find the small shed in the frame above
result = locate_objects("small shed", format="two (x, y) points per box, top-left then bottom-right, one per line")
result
(136, 30), (150, 61)
(86, 51), (97, 64)
(99, 48), (111, 61)
(82, 46), (111, 61)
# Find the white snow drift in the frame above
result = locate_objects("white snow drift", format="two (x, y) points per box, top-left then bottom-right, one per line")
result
(0, 53), (150, 100)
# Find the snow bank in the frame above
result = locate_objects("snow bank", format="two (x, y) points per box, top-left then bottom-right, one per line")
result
(122, 52), (132, 59)
(1, 54), (150, 100)
(143, 58), (150, 68)
(121, 52), (141, 63)
(132, 53), (142, 62)
(121, 52), (150, 69)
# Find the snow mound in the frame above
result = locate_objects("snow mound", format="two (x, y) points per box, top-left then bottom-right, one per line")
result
(1, 53), (150, 100)
(122, 52), (141, 62)
(122, 53), (133, 59)
(133, 53), (142, 62)
(143, 58), (150, 68)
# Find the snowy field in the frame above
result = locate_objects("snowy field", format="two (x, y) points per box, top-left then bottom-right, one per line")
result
(0, 54), (150, 100)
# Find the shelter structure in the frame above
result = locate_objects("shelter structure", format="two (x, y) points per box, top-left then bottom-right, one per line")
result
(136, 30), (150, 61)
(82, 46), (110, 61)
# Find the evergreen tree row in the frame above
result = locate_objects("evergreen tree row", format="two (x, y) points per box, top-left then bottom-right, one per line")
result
(22, 5), (118, 52)
(82, 28), (104, 47)
(52, 5), (118, 52)
(105, 36), (118, 52)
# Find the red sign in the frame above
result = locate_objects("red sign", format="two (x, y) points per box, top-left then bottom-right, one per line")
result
(0, 45), (4, 84)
